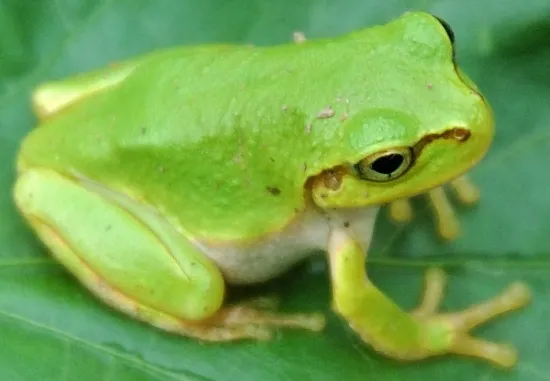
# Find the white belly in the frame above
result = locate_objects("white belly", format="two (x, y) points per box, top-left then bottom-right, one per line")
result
(197, 205), (379, 284)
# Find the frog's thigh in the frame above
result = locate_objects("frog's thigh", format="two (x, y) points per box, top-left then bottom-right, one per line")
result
(14, 169), (325, 341)
(32, 60), (139, 119)
(14, 169), (227, 333)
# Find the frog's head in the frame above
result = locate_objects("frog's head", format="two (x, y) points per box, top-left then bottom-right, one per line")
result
(309, 13), (494, 209)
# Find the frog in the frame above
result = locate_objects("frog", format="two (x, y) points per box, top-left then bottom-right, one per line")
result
(13, 11), (531, 368)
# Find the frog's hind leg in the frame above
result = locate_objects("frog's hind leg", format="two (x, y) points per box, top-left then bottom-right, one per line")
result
(13, 169), (324, 341)
(198, 301), (325, 341)
(183, 302), (325, 341)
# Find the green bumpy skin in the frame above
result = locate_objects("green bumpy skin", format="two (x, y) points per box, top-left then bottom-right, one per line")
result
(13, 12), (531, 368)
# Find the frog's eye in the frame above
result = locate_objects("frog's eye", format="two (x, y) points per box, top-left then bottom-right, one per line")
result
(353, 147), (413, 182)
(433, 16), (455, 44)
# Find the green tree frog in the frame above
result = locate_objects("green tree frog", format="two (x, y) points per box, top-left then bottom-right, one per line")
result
(14, 12), (531, 368)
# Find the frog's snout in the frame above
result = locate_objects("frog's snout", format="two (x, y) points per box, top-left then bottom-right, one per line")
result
(470, 96), (495, 159)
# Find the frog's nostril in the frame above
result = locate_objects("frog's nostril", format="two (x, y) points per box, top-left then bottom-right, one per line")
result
(451, 128), (470, 142)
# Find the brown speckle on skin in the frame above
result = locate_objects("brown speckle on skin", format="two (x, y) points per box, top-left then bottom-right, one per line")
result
(266, 186), (281, 196)
(141, 127), (147, 134)
(106, 225), (112, 231)
(317, 106), (335, 119)
(303, 163), (308, 172)
(305, 123), (313, 134)
(158, 166), (166, 173)
(320, 193), (328, 199)
(343, 221), (350, 228)
(281, 104), (288, 111)
(427, 83), (433, 89)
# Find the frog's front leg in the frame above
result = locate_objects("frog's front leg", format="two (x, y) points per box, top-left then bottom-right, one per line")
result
(388, 175), (481, 240)
(14, 169), (324, 341)
(327, 224), (531, 368)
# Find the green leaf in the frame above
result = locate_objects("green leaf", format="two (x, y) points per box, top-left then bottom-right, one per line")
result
(1, 1), (549, 380)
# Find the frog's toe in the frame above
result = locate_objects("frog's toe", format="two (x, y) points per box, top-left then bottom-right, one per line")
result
(387, 175), (482, 241)
(388, 198), (413, 223)
(427, 175), (482, 240)
(450, 175), (480, 205)
(210, 302), (327, 333)
(183, 323), (274, 341)
(387, 186), (460, 240)
(185, 302), (326, 342)
(386, 185), (460, 240)
(426, 187), (460, 240)
(449, 335), (518, 368)
(415, 269), (531, 368)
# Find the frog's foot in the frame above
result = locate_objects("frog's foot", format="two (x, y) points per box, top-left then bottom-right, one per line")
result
(387, 175), (480, 240)
(184, 300), (326, 342)
(329, 229), (531, 368)
(410, 268), (531, 367)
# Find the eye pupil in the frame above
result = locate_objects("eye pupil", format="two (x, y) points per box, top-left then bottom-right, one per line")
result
(353, 147), (413, 182)
(370, 154), (404, 176)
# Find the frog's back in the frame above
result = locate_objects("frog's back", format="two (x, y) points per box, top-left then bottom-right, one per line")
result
(19, 41), (353, 243)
